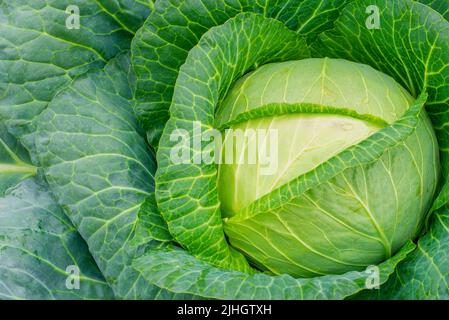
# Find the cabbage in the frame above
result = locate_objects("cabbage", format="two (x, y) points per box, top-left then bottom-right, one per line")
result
(219, 58), (439, 277)
(0, 0), (447, 300)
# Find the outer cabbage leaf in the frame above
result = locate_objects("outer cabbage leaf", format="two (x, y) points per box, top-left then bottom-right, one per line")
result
(0, 0), (150, 136)
(0, 97), (111, 299)
(0, 123), (36, 195)
(134, 241), (415, 300)
(418, 0), (449, 20)
(132, 192), (172, 245)
(24, 53), (191, 299)
(0, 178), (114, 300)
(95, 0), (154, 33)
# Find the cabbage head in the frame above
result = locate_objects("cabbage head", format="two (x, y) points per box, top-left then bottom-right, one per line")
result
(218, 58), (440, 277)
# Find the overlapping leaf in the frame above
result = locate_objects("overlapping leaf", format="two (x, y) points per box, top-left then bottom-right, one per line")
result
(134, 241), (415, 299)
(23, 53), (186, 299)
(0, 123), (36, 195)
(0, 0), (147, 136)
(0, 178), (114, 299)
(418, 0), (449, 20)
(233, 95), (427, 221)
(95, 0), (153, 33)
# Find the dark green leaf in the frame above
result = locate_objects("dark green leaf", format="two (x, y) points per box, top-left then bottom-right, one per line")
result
(0, 178), (114, 299)
(0, 123), (36, 195)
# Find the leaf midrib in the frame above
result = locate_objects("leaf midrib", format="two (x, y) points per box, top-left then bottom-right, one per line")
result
(0, 163), (37, 174)
(216, 102), (389, 131)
